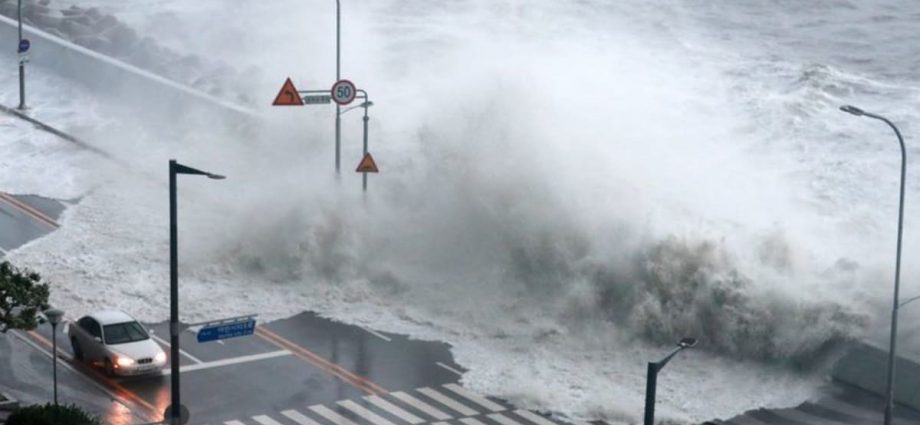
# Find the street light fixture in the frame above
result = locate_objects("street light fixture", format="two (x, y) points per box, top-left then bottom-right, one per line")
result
(644, 337), (697, 425)
(167, 159), (224, 425)
(43, 308), (64, 406)
(839, 104), (906, 425)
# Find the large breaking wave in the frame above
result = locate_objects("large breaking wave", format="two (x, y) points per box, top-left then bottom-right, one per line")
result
(7, 0), (919, 423)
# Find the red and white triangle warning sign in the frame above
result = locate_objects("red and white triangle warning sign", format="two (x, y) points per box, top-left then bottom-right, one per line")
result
(356, 153), (379, 173)
(272, 77), (304, 106)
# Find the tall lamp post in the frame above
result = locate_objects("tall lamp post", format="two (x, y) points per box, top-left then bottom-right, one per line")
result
(168, 159), (224, 425)
(43, 308), (64, 406)
(840, 104), (906, 425)
(644, 337), (697, 425)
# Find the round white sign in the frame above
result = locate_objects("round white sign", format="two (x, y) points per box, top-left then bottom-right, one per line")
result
(331, 79), (357, 105)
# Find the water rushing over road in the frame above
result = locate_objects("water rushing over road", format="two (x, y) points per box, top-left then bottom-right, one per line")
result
(5, 1), (920, 423)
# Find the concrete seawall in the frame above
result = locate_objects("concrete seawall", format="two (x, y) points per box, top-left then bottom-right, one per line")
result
(832, 341), (920, 410)
(0, 14), (258, 123)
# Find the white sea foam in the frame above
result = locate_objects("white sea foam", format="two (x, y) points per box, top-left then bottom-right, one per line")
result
(5, 1), (920, 423)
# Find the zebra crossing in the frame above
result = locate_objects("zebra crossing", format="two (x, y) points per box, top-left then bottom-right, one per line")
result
(210, 383), (569, 425)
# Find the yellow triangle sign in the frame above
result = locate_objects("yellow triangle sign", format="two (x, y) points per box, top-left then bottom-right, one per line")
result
(272, 77), (303, 106)
(356, 153), (379, 173)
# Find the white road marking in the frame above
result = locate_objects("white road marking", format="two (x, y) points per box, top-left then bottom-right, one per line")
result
(418, 387), (478, 416)
(151, 334), (204, 364)
(432, 422), (450, 425)
(461, 418), (489, 425)
(364, 395), (425, 424)
(391, 391), (451, 420)
(253, 415), (284, 425)
(159, 350), (290, 375)
(443, 383), (505, 412)
(224, 421), (246, 425)
(283, 409), (324, 425)
(361, 327), (392, 342)
(489, 413), (523, 425)
(435, 362), (463, 376)
(310, 405), (360, 425)
(339, 400), (397, 425)
(514, 410), (558, 425)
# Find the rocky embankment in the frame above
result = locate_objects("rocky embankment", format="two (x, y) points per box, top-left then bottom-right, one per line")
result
(0, 0), (252, 104)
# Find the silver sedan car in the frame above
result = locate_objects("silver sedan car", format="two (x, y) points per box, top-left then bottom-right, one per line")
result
(67, 310), (167, 376)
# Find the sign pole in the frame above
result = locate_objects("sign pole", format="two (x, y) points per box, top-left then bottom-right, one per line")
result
(17, 0), (25, 111)
(335, 0), (341, 176)
(362, 100), (369, 193)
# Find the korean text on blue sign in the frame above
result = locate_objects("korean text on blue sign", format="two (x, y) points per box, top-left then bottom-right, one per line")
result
(197, 319), (256, 343)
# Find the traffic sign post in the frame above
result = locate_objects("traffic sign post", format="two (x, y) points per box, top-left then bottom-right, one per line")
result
(272, 78), (304, 106)
(331, 79), (357, 105)
(196, 316), (257, 343)
(303, 95), (332, 105)
(272, 78), (377, 193)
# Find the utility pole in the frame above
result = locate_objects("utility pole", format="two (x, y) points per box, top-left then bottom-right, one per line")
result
(17, 0), (25, 110)
(335, 0), (341, 176)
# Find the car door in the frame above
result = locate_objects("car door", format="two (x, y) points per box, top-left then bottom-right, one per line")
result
(79, 317), (104, 361)
(73, 317), (93, 358)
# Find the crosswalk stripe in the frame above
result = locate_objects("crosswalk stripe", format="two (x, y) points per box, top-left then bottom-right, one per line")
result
(339, 400), (397, 425)
(253, 415), (284, 425)
(443, 383), (505, 412)
(489, 413), (523, 425)
(391, 391), (452, 420)
(283, 410), (324, 425)
(431, 422), (450, 425)
(418, 387), (478, 416)
(460, 418), (489, 425)
(310, 405), (361, 425)
(514, 410), (558, 425)
(225, 421), (246, 425)
(365, 395), (425, 424)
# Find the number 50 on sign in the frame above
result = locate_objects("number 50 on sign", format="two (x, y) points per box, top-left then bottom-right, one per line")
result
(331, 79), (357, 105)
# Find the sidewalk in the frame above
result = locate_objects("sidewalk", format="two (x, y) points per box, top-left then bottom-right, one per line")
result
(0, 330), (138, 424)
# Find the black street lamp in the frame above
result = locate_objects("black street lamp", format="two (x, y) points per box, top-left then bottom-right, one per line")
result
(839, 104), (905, 425)
(167, 160), (224, 425)
(643, 337), (697, 425)
(43, 308), (64, 406)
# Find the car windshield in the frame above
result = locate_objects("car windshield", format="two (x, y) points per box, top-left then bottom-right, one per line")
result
(103, 321), (149, 345)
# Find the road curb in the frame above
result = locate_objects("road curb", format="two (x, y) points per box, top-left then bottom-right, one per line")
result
(0, 390), (19, 411)
(0, 103), (111, 159)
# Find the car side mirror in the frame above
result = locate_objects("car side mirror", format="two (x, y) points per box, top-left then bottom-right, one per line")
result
(93, 336), (102, 343)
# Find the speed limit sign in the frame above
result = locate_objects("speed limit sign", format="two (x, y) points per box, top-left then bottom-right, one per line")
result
(331, 79), (357, 105)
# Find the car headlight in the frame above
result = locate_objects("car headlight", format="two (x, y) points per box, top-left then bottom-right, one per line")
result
(116, 356), (135, 367)
(155, 351), (167, 363)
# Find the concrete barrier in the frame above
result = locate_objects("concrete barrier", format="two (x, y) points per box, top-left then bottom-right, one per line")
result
(832, 341), (920, 410)
(0, 14), (259, 124)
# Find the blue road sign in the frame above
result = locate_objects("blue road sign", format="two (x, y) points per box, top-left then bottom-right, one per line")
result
(197, 318), (256, 343)
(18, 39), (29, 53)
